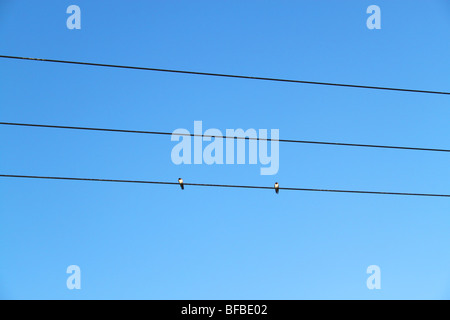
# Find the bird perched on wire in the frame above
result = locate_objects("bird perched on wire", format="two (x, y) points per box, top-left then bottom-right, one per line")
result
(178, 178), (184, 190)
(274, 182), (279, 194)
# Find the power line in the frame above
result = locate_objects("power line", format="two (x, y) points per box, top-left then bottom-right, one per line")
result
(1, 174), (449, 198)
(2, 121), (450, 154)
(1, 55), (449, 96)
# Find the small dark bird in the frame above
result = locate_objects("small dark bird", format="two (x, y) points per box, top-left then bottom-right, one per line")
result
(274, 182), (279, 194)
(178, 178), (184, 190)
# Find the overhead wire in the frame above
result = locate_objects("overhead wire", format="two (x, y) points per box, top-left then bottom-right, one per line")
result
(1, 174), (450, 198)
(1, 55), (449, 95)
(1, 121), (450, 154)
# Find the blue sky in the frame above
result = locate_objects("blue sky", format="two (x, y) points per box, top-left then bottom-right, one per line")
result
(0, 0), (449, 299)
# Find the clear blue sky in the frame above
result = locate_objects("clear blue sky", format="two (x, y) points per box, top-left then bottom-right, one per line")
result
(1, 0), (449, 299)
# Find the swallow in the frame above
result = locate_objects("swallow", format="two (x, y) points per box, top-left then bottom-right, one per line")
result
(178, 178), (184, 190)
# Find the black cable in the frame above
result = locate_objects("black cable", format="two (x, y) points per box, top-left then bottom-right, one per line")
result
(2, 121), (450, 154)
(1, 174), (449, 198)
(1, 55), (449, 95)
